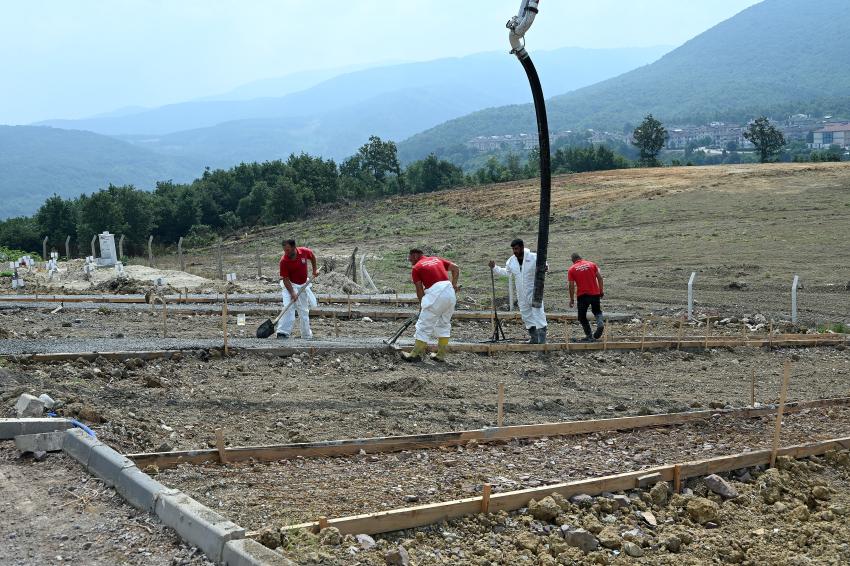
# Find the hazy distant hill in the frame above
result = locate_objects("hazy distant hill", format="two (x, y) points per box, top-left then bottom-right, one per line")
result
(398, 0), (850, 162)
(36, 46), (669, 138)
(0, 126), (199, 218)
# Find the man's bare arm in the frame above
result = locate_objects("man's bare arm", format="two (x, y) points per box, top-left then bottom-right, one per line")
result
(310, 256), (318, 278)
(282, 277), (296, 301)
(447, 263), (460, 290)
(569, 281), (576, 305)
(596, 273), (604, 297)
(414, 281), (425, 301)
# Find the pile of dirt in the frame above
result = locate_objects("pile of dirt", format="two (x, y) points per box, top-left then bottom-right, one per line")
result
(369, 375), (431, 395)
(30, 260), (216, 292)
(313, 271), (368, 295)
(279, 451), (850, 565)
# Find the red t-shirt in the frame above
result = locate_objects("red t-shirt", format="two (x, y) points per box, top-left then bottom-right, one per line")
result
(279, 247), (315, 285)
(568, 260), (601, 297)
(411, 256), (452, 290)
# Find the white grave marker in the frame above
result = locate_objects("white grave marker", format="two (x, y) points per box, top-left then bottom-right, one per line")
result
(97, 231), (117, 267)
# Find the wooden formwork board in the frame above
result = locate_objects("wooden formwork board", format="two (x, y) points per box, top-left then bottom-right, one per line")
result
(127, 396), (850, 470)
(0, 293), (419, 305)
(4, 333), (847, 364)
(270, 436), (850, 536)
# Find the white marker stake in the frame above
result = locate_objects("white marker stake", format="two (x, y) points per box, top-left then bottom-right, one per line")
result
(791, 275), (799, 324)
(687, 272), (697, 321)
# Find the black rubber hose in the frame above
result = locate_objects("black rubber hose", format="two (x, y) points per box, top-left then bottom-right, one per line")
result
(517, 52), (551, 308)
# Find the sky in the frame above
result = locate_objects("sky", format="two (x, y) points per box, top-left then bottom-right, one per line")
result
(1, 0), (762, 125)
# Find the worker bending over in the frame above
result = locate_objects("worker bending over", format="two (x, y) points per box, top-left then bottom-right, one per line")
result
(277, 239), (318, 339)
(402, 248), (460, 362)
(568, 252), (605, 342)
(489, 238), (548, 343)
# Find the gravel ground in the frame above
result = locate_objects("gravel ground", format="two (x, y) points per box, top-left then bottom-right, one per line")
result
(155, 406), (850, 531)
(0, 442), (211, 566)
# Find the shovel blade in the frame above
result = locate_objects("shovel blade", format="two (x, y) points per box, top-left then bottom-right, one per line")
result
(256, 319), (275, 339)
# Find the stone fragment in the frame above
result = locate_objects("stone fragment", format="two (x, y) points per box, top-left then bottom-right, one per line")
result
(356, 534), (376, 550)
(687, 497), (719, 525)
(528, 496), (561, 522)
(623, 541), (644, 557)
(640, 511), (658, 527)
(664, 535), (682, 553)
(569, 494), (593, 507)
(812, 486), (831, 501)
(612, 495), (631, 509)
(385, 545), (410, 566)
(788, 504), (810, 522)
(597, 526), (621, 549)
(650, 481), (669, 505)
(515, 532), (539, 551)
(561, 526), (599, 553)
(319, 527), (341, 546)
(14, 394), (44, 418)
(704, 474), (738, 499)
(14, 431), (64, 453)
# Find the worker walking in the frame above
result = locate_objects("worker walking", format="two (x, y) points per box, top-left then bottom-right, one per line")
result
(568, 253), (605, 342)
(489, 239), (548, 343)
(401, 248), (460, 362)
(277, 239), (319, 339)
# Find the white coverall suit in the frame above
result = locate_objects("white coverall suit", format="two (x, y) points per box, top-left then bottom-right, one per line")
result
(492, 248), (547, 330)
(276, 280), (318, 338)
(414, 280), (457, 343)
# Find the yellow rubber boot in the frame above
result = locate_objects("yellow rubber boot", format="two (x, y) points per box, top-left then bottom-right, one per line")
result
(431, 337), (449, 362)
(401, 340), (427, 362)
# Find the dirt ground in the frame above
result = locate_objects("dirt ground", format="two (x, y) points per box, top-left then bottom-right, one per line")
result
(0, 442), (210, 565)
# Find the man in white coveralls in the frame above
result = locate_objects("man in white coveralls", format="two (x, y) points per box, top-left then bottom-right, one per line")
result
(489, 238), (548, 344)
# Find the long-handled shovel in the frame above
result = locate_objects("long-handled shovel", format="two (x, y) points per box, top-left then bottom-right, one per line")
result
(256, 269), (322, 338)
(489, 269), (506, 342)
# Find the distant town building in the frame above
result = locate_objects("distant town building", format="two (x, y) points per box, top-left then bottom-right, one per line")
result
(465, 130), (627, 153)
(809, 123), (850, 149)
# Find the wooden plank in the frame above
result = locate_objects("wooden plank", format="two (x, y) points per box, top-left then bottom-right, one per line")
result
(497, 383), (504, 427)
(274, 436), (850, 536)
(126, 396), (850, 469)
(770, 360), (792, 467)
(481, 484), (491, 514)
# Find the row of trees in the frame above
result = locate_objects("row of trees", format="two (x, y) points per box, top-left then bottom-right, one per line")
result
(0, 136), (467, 255)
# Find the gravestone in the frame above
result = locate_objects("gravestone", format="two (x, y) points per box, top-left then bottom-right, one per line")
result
(97, 231), (117, 267)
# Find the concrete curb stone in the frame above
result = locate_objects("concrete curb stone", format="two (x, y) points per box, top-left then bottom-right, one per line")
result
(116, 466), (180, 513)
(87, 443), (137, 487)
(222, 539), (298, 566)
(14, 431), (65, 453)
(156, 492), (246, 563)
(62, 428), (104, 466)
(0, 418), (73, 440)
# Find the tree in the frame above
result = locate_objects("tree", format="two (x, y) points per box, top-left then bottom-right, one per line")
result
(743, 117), (786, 163)
(35, 195), (77, 254)
(632, 114), (668, 167)
(406, 154), (463, 194)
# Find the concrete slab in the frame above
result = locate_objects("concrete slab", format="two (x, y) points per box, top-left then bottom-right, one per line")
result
(62, 428), (104, 466)
(14, 431), (65, 453)
(116, 466), (179, 513)
(222, 539), (297, 566)
(0, 418), (73, 440)
(156, 493), (245, 563)
(87, 443), (137, 487)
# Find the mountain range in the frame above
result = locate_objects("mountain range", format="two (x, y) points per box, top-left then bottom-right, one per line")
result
(398, 0), (850, 161)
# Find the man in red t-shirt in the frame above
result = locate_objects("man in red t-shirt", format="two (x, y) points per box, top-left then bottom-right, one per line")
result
(401, 248), (460, 362)
(277, 239), (319, 339)
(567, 253), (605, 342)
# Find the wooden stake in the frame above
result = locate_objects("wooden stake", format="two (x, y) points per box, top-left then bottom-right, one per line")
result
(318, 516), (329, 531)
(704, 315), (711, 350)
(162, 299), (167, 338)
(603, 325), (609, 351)
(497, 383), (504, 427)
(741, 323), (747, 346)
(223, 289), (229, 356)
(640, 321), (648, 352)
(565, 319), (570, 344)
(751, 367), (756, 407)
(481, 483), (492, 514)
(673, 464), (682, 494)
(215, 428), (227, 464)
(769, 321), (774, 349)
(333, 312), (339, 337)
(347, 295), (352, 319)
(770, 360), (792, 468)
(677, 314), (685, 350)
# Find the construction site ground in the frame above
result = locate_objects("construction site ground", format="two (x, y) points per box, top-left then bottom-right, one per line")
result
(0, 442), (210, 565)
(1, 163), (850, 564)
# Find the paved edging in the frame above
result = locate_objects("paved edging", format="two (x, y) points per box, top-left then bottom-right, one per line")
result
(0, 417), (73, 440)
(59, 429), (283, 565)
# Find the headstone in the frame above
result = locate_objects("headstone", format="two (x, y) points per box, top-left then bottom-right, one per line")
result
(115, 262), (125, 275)
(226, 273), (237, 283)
(97, 231), (118, 267)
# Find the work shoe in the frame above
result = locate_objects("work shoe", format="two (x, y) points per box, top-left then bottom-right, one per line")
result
(593, 325), (605, 340)
(276, 332), (290, 339)
(573, 336), (596, 343)
(526, 327), (539, 344)
(537, 326), (547, 344)
(401, 339), (427, 362)
(430, 337), (449, 362)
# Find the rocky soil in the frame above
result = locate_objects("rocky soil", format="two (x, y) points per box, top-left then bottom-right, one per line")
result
(270, 450), (850, 565)
(0, 442), (210, 566)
